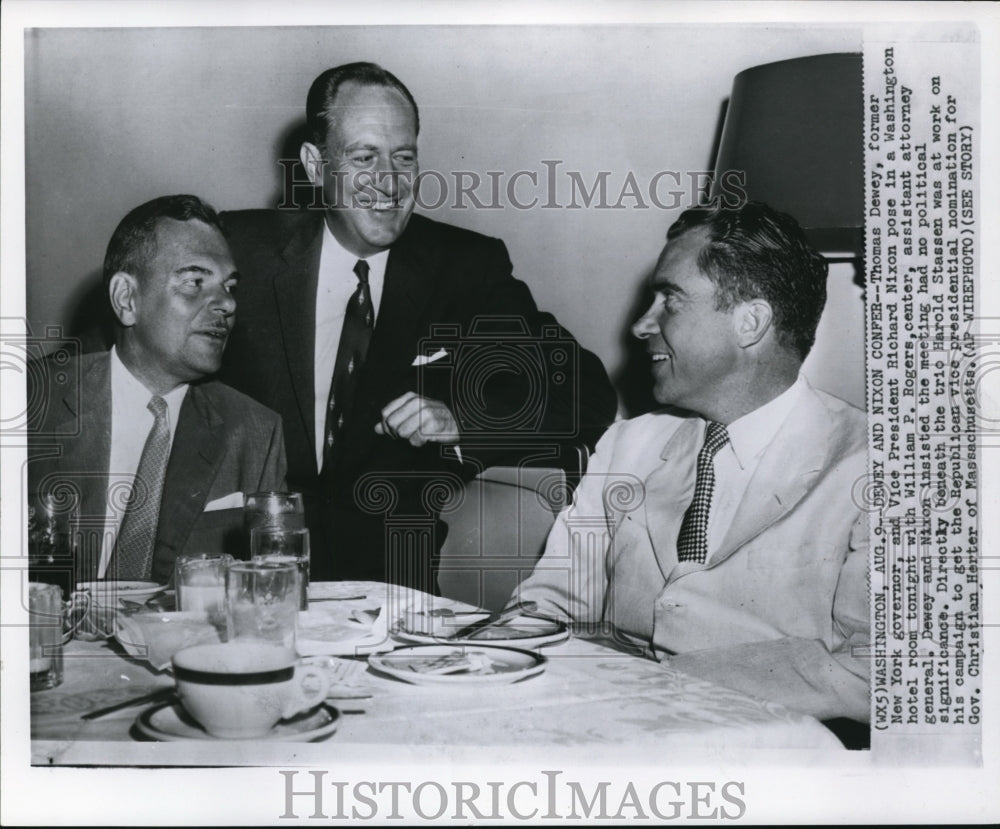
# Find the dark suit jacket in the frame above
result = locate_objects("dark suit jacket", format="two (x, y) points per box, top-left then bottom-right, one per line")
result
(28, 351), (288, 584)
(219, 210), (617, 587)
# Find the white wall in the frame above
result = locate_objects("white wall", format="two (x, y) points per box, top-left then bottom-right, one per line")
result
(24, 25), (864, 411)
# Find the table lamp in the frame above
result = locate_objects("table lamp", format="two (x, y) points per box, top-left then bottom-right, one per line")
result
(710, 52), (864, 260)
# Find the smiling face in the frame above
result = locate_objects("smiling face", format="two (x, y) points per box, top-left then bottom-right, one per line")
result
(113, 218), (239, 393)
(301, 81), (418, 257)
(631, 228), (744, 418)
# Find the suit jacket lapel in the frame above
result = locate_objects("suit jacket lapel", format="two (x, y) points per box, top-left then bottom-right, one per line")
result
(56, 355), (112, 579)
(709, 389), (834, 567)
(274, 214), (323, 458)
(332, 216), (441, 475)
(156, 384), (225, 554)
(364, 216), (440, 378)
(641, 417), (702, 581)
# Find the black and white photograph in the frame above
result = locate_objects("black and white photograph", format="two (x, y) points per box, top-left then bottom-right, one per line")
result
(1, 1), (997, 824)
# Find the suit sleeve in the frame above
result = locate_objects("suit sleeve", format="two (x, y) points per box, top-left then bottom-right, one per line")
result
(442, 237), (618, 470)
(667, 512), (871, 722)
(505, 423), (624, 623)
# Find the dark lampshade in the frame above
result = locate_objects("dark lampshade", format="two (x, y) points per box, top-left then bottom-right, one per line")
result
(711, 53), (864, 257)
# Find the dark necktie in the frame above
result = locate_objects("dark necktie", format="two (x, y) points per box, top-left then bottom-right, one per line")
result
(109, 395), (170, 579)
(676, 421), (730, 564)
(323, 259), (373, 469)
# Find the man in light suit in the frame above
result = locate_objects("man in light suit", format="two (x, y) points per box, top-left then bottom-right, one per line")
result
(511, 202), (870, 723)
(220, 63), (617, 590)
(29, 195), (287, 586)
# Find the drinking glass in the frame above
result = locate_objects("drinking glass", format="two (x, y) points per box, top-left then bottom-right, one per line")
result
(29, 582), (90, 691)
(250, 527), (310, 610)
(244, 491), (305, 535)
(226, 560), (299, 649)
(28, 493), (77, 600)
(174, 553), (234, 619)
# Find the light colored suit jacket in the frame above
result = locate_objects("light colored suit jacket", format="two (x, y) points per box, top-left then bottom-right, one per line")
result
(28, 351), (288, 583)
(513, 380), (870, 722)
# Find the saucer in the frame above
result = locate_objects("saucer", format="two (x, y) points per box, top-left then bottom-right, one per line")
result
(135, 701), (340, 742)
(77, 580), (164, 606)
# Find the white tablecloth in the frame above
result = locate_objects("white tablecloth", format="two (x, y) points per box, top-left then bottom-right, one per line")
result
(31, 582), (843, 764)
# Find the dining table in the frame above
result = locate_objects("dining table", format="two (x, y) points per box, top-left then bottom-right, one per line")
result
(30, 580), (844, 765)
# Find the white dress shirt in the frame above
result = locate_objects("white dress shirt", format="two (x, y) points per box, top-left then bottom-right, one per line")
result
(99, 346), (189, 577)
(313, 224), (389, 470)
(706, 374), (807, 557)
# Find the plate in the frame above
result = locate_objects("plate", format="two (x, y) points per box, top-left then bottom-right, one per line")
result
(369, 644), (546, 685)
(135, 701), (340, 742)
(296, 606), (392, 657)
(77, 580), (165, 606)
(394, 616), (570, 649)
(114, 611), (224, 671)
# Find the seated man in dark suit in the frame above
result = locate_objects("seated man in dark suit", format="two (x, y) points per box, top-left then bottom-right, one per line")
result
(28, 195), (287, 587)
(221, 62), (617, 592)
(511, 202), (870, 724)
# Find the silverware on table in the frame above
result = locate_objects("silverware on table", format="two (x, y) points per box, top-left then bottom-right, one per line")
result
(81, 687), (176, 720)
(445, 601), (539, 640)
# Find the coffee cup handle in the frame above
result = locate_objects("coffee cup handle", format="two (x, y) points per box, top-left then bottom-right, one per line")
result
(61, 590), (92, 644)
(283, 663), (330, 719)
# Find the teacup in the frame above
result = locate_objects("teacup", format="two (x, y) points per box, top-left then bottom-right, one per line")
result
(171, 642), (329, 739)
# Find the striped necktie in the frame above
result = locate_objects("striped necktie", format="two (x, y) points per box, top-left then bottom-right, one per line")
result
(108, 395), (170, 579)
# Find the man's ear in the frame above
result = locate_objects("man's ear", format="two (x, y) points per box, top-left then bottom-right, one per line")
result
(734, 299), (773, 348)
(300, 142), (325, 187)
(108, 272), (140, 327)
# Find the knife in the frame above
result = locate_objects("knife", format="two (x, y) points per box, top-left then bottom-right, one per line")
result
(81, 686), (175, 720)
(445, 601), (539, 640)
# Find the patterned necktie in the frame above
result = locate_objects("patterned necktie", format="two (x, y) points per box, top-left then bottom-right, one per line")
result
(676, 421), (730, 564)
(109, 395), (170, 579)
(323, 260), (373, 469)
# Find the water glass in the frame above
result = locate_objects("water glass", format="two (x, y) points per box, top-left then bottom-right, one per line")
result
(250, 527), (310, 610)
(28, 493), (77, 600)
(244, 491), (305, 534)
(174, 553), (234, 618)
(226, 560), (299, 649)
(29, 581), (89, 691)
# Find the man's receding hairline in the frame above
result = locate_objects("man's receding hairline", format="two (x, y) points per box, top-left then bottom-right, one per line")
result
(321, 81), (419, 131)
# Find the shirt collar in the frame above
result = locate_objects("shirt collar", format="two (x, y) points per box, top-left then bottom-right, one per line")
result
(109, 345), (189, 433)
(320, 222), (390, 283)
(723, 373), (809, 469)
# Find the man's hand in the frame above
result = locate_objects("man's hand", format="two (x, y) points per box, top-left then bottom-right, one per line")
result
(375, 392), (460, 447)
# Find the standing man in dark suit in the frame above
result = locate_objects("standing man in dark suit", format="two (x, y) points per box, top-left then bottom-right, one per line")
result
(29, 195), (287, 586)
(221, 63), (617, 591)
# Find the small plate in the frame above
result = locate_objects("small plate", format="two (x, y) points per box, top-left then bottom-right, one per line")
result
(369, 644), (546, 685)
(135, 701), (340, 742)
(77, 580), (164, 606)
(394, 616), (570, 649)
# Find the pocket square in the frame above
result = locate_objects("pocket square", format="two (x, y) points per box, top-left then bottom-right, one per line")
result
(411, 348), (449, 367)
(204, 492), (245, 512)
